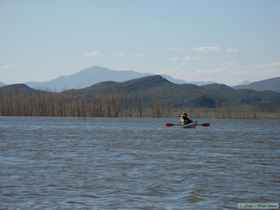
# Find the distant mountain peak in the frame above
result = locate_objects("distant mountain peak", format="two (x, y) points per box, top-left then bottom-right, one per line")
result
(122, 75), (172, 88)
(235, 76), (280, 93)
(3, 83), (30, 89)
(74, 74), (175, 96)
(0, 83), (35, 94)
(26, 66), (151, 91)
(25, 65), (213, 91)
(125, 74), (168, 83)
(78, 65), (112, 73)
(203, 83), (234, 90)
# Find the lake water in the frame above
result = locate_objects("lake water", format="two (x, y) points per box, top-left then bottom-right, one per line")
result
(0, 117), (279, 210)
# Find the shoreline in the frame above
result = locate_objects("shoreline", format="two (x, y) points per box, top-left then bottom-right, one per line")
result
(1, 112), (280, 119)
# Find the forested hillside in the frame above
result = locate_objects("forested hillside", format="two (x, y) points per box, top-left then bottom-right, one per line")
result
(1, 76), (280, 118)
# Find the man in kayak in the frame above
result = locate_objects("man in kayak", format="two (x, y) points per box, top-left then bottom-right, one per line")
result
(180, 112), (193, 126)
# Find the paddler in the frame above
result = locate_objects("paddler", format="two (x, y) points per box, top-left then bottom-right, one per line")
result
(180, 112), (193, 126)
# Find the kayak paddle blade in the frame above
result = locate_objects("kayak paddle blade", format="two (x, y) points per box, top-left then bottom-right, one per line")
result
(201, 123), (210, 127)
(165, 123), (175, 127)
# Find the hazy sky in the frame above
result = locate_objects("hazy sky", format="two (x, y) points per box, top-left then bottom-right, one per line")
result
(1, 0), (280, 85)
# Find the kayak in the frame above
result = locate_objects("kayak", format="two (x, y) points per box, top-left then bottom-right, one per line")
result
(165, 122), (210, 128)
(183, 123), (197, 128)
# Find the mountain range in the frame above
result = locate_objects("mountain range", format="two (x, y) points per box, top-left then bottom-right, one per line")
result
(25, 66), (212, 91)
(65, 75), (280, 109)
(1, 66), (279, 93)
(235, 77), (280, 93)
(25, 66), (182, 91)
(26, 66), (149, 91)
(1, 75), (279, 118)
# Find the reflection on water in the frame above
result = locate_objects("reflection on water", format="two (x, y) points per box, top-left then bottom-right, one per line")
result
(0, 117), (279, 210)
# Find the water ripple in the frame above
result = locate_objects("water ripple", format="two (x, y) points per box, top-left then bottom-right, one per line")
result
(0, 117), (279, 210)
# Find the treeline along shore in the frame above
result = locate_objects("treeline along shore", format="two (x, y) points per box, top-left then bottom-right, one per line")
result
(0, 75), (280, 119)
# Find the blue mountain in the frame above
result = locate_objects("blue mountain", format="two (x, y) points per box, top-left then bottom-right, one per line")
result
(235, 77), (280, 93)
(26, 66), (212, 91)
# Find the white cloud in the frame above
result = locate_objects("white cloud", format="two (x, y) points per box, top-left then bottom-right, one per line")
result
(194, 68), (224, 73)
(0, 64), (14, 69)
(193, 63), (234, 74)
(135, 53), (145, 57)
(254, 61), (280, 69)
(117, 52), (125, 57)
(169, 55), (199, 63)
(183, 56), (192, 61)
(84, 50), (101, 57)
(169, 57), (181, 62)
(192, 46), (240, 55)
(267, 61), (280, 68)
(192, 46), (221, 53)
(225, 48), (239, 54)
(167, 47), (186, 52)
(112, 51), (126, 57)
(175, 58), (279, 85)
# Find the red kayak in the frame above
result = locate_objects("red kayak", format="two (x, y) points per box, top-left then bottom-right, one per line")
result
(165, 122), (210, 128)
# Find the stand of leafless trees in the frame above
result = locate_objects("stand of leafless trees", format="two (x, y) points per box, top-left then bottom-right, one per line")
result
(0, 91), (167, 117)
(0, 90), (279, 119)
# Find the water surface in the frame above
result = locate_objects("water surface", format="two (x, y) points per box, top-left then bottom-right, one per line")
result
(0, 117), (279, 210)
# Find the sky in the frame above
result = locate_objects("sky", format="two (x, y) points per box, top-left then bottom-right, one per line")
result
(0, 0), (280, 85)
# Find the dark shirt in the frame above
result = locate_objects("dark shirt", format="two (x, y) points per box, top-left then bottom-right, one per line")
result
(182, 115), (193, 124)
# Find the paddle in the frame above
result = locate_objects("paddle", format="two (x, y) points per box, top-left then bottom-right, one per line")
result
(165, 123), (179, 127)
(165, 122), (210, 127)
(200, 122), (210, 127)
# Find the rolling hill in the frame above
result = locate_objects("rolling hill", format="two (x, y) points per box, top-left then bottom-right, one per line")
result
(65, 75), (280, 109)
(235, 77), (280, 93)
(1, 75), (280, 117)
(26, 66), (189, 91)
(26, 66), (150, 91)
(0, 83), (38, 94)
(26, 66), (212, 91)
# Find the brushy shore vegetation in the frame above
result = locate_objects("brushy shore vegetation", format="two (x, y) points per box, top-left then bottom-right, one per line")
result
(0, 92), (279, 119)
